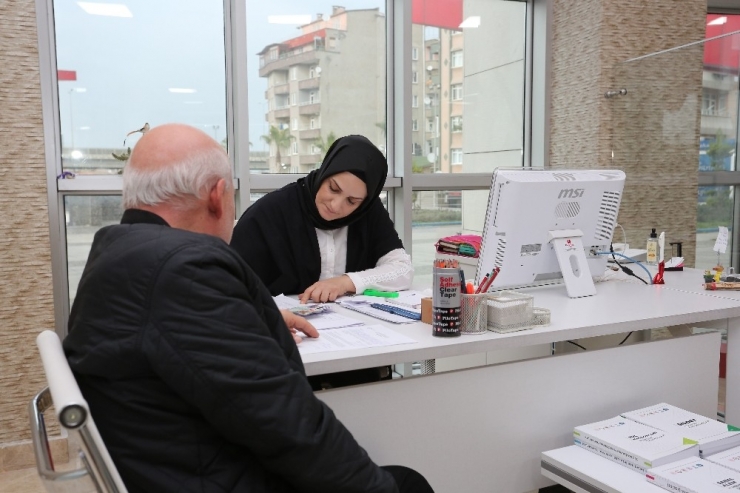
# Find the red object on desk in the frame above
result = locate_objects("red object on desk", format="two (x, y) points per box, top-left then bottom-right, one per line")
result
(652, 261), (665, 285)
(481, 267), (500, 293)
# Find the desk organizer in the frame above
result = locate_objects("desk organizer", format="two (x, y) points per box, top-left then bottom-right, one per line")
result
(487, 291), (534, 333)
(460, 293), (488, 334)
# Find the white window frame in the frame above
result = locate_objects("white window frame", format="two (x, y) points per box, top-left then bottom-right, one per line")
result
(412, 119), (418, 131)
(451, 50), (463, 68)
(451, 148), (463, 165)
(451, 84), (463, 101)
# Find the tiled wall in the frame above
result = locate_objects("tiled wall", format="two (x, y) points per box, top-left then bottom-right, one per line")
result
(549, 0), (706, 266)
(0, 0), (56, 457)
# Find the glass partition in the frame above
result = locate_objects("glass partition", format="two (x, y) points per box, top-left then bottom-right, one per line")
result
(610, 23), (740, 271)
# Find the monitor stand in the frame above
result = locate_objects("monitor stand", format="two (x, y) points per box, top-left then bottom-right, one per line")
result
(548, 229), (597, 298)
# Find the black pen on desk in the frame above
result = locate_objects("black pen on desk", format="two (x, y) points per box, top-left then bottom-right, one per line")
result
(459, 268), (466, 293)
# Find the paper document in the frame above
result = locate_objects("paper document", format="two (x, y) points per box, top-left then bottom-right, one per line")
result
(272, 294), (364, 330)
(297, 324), (416, 355)
(306, 312), (365, 331)
(273, 294), (301, 309)
(714, 226), (729, 254)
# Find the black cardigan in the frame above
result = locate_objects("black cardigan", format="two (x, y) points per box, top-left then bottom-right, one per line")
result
(231, 182), (403, 296)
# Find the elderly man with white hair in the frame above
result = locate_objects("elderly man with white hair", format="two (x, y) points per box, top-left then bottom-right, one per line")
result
(63, 124), (433, 493)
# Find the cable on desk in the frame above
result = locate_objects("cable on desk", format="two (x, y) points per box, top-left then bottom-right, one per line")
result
(595, 247), (651, 285)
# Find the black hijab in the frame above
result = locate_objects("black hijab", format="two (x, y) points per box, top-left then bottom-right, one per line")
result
(298, 135), (388, 230)
(231, 135), (403, 296)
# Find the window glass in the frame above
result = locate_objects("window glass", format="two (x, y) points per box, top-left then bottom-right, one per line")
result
(696, 185), (734, 268)
(411, 0), (526, 175)
(247, 2), (387, 174)
(54, 1), (227, 174)
(65, 195), (123, 303)
(411, 189), (488, 287)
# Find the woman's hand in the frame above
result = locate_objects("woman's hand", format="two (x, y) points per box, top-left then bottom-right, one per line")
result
(280, 309), (319, 344)
(300, 275), (356, 304)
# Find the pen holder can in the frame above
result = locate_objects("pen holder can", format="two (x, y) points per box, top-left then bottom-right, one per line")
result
(486, 291), (534, 333)
(432, 267), (461, 337)
(460, 293), (488, 335)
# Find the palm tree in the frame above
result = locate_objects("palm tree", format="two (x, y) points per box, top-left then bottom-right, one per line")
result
(261, 125), (294, 172)
(314, 131), (338, 162)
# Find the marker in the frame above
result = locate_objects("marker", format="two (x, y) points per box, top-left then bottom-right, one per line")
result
(363, 289), (399, 298)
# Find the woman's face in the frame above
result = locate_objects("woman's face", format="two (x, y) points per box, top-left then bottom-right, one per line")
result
(315, 171), (367, 221)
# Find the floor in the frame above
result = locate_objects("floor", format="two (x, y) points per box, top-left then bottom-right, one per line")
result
(5, 377), (727, 492)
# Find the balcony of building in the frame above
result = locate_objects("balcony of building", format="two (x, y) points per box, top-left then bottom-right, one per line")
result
(299, 128), (321, 140)
(272, 107), (290, 119)
(299, 154), (322, 167)
(299, 77), (320, 90)
(272, 82), (290, 95)
(701, 114), (735, 135)
(299, 102), (321, 115)
(260, 50), (320, 77)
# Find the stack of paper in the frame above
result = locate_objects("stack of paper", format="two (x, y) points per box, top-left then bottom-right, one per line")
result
(271, 294), (417, 355)
(647, 457), (740, 493)
(573, 416), (699, 473)
(622, 403), (740, 457)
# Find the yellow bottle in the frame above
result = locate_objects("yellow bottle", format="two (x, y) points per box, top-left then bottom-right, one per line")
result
(646, 229), (658, 265)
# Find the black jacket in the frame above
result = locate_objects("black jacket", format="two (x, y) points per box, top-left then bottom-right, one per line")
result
(64, 209), (397, 493)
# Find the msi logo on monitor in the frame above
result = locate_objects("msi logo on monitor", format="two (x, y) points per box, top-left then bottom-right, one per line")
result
(558, 188), (584, 199)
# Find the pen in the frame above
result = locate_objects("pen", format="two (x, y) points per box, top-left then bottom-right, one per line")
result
(481, 267), (500, 293)
(475, 272), (490, 294)
(363, 289), (400, 298)
(459, 269), (466, 294)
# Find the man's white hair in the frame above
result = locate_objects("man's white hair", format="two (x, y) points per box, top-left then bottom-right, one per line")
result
(122, 145), (232, 210)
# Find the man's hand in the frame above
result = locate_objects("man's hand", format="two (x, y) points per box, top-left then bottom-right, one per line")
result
(280, 309), (319, 344)
(299, 275), (355, 304)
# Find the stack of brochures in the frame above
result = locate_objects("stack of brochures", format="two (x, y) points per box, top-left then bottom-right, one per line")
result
(706, 444), (740, 473)
(647, 456), (740, 493)
(573, 416), (699, 473)
(621, 403), (740, 457)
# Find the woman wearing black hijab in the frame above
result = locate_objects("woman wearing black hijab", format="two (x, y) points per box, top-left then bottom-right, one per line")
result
(231, 135), (413, 303)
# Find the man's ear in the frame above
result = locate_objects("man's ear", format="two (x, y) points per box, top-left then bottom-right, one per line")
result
(207, 178), (227, 218)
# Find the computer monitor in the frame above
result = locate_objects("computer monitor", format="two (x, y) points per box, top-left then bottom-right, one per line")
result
(476, 168), (626, 298)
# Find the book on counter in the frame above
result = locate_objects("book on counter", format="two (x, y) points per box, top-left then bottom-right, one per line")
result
(621, 403), (740, 457)
(573, 416), (699, 474)
(706, 445), (740, 474)
(647, 456), (740, 493)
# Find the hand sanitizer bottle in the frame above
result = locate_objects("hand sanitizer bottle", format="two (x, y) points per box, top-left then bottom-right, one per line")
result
(646, 229), (658, 265)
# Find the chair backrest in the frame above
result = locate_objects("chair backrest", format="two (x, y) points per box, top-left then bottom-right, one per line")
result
(29, 330), (128, 493)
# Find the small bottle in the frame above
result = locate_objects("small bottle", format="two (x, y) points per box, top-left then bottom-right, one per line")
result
(646, 228), (658, 265)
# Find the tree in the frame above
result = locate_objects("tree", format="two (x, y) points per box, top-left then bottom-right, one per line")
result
(314, 131), (338, 161)
(261, 126), (294, 172)
(707, 130), (734, 171)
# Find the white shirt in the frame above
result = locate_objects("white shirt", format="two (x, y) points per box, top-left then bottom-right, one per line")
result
(315, 226), (414, 293)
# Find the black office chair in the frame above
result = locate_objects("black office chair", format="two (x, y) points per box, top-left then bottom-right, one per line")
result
(29, 330), (128, 493)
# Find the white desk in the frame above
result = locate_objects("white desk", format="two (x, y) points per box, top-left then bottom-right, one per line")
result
(541, 446), (664, 493)
(304, 272), (740, 492)
(645, 268), (740, 425)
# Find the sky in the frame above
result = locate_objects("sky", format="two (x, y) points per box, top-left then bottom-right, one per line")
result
(54, 0), (383, 153)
